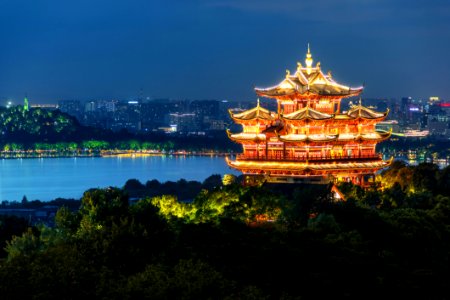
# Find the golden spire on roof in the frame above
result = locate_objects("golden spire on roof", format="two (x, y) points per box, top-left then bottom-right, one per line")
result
(257, 98), (260, 107)
(305, 43), (313, 74)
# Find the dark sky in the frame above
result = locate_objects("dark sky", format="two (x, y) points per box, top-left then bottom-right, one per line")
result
(0, 0), (449, 104)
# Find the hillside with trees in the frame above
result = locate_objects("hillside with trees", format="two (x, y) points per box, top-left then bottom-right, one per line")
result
(0, 106), (238, 155)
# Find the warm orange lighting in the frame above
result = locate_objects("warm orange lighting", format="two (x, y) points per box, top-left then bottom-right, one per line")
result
(227, 47), (390, 185)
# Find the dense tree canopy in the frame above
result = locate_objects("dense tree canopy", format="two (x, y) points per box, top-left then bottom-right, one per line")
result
(0, 164), (449, 299)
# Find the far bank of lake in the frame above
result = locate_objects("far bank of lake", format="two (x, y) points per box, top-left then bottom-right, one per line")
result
(0, 156), (239, 202)
(0, 149), (233, 159)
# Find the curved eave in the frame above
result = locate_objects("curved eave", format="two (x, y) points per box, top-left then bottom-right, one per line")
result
(278, 134), (307, 143)
(255, 86), (363, 99)
(279, 134), (338, 143)
(228, 108), (275, 123)
(230, 116), (274, 125)
(337, 134), (359, 142)
(360, 130), (392, 141)
(353, 115), (388, 121)
(226, 130), (266, 143)
(307, 134), (339, 142)
(347, 107), (390, 120)
(337, 130), (392, 142)
(311, 86), (363, 97)
(255, 88), (298, 98)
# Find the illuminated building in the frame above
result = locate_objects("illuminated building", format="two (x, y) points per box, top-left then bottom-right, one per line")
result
(226, 46), (392, 185)
(429, 96), (439, 103)
(31, 104), (58, 110)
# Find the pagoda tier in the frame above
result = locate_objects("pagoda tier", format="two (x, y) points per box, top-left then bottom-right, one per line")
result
(255, 45), (363, 115)
(226, 157), (392, 177)
(229, 141), (386, 161)
(226, 46), (391, 185)
(255, 70), (362, 101)
(228, 99), (275, 126)
(226, 131), (267, 144)
(281, 105), (389, 123)
(255, 46), (362, 102)
(278, 131), (391, 143)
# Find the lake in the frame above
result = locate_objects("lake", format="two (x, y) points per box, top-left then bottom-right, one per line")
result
(0, 155), (240, 201)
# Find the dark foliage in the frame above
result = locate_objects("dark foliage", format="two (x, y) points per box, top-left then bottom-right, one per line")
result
(0, 164), (449, 299)
(124, 175), (223, 201)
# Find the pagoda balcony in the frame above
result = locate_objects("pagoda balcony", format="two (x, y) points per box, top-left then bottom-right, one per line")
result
(236, 153), (382, 162)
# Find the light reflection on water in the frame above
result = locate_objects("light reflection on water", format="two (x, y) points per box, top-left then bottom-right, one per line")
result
(0, 156), (239, 202)
(393, 158), (450, 169)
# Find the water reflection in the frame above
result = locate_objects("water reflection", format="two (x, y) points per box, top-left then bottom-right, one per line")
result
(0, 156), (239, 202)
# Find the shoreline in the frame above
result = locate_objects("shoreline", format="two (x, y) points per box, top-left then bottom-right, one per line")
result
(0, 150), (235, 159)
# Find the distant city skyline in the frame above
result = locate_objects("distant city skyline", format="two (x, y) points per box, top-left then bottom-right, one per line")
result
(0, 0), (449, 103)
(1, 94), (444, 107)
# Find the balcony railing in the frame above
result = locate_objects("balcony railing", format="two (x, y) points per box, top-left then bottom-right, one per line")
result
(236, 153), (382, 162)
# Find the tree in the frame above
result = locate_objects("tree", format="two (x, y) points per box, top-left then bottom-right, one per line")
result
(5, 228), (40, 260)
(55, 206), (80, 235)
(437, 165), (450, 196)
(78, 187), (129, 234)
(0, 215), (29, 258)
(123, 179), (145, 198)
(411, 163), (439, 193)
(202, 174), (222, 191)
(222, 174), (237, 186)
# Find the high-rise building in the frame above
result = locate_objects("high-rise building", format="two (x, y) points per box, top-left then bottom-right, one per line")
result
(58, 100), (83, 120)
(226, 46), (391, 185)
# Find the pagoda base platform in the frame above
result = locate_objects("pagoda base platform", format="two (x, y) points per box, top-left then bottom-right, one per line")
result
(226, 156), (392, 185)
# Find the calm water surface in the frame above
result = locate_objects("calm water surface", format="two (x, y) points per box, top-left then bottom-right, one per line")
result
(0, 156), (239, 201)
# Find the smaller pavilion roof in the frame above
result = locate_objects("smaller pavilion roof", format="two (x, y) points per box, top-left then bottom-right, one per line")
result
(347, 105), (389, 119)
(229, 99), (275, 122)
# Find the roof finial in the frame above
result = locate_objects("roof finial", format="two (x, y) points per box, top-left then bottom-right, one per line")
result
(305, 43), (313, 74)
(257, 98), (260, 107)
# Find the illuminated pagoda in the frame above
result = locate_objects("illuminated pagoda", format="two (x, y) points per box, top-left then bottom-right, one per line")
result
(226, 45), (392, 185)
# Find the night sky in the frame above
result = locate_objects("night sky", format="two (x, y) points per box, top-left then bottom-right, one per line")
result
(0, 0), (449, 104)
